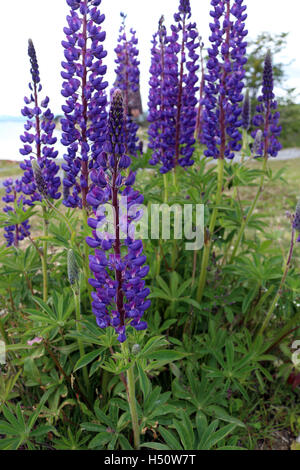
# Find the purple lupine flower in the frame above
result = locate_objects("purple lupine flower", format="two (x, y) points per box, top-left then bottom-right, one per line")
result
(2, 178), (30, 247)
(251, 50), (282, 158)
(86, 89), (150, 342)
(293, 199), (300, 242)
(148, 0), (199, 173)
(242, 89), (250, 130)
(61, 0), (108, 209)
(114, 13), (140, 156)
(195, 36), (205, 143)
(202, 0), (248, 159)
(19, 40), (61, 204)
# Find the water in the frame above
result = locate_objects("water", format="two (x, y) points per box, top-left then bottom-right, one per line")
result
(0, 117), (64, 161)
(1, 117), (300, 162)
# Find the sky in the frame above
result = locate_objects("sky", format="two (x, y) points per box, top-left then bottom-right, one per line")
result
(0, 0), (300, 117)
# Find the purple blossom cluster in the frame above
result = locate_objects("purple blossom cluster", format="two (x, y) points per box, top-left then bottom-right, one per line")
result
(2, 179), (30, 247)
(195, 37), (205, 143)
(114, 13), (140, 156)
(148, 0), (199, 173)
(86, 90), (150, 342)
(202, 0), (248, 159)
(61, 0), (108, 208)
(19, 40), (61, 203)
(252, 51), (282, 157)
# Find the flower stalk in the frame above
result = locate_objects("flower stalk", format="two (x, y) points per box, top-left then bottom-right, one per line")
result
(258, 227), (295, 337)
(197, 158), (224, 302)
(121, 342), (140, 450)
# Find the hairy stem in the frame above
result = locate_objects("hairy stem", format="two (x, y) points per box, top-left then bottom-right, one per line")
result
(121, 342), (140, 450)
(229, 157), (267, 263)
(258, 228), (295, 337)
(73, 285), (90, 394)
(197, 158), (224, 302)
(41, 206), (48, 302)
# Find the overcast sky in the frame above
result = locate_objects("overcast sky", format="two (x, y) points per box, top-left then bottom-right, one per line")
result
(1, 0), (300, 117)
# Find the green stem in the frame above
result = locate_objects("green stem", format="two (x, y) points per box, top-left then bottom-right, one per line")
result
(197, 158), (225, 302)
(41, 206), (48, 302)
(257, 228), (295, 337)
(73, 286), (90, 394)
(163, 173), (168, 203)
(121, 342), (140, 450)
(229, 157), (267, 263)
(173, 166), (177, 191)
(82, 208), (92, 298)
(46, 199), (75, 239)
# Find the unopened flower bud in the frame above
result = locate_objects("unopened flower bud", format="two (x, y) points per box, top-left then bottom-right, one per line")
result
(32, 160), (47, 197)
(132, 344), (141, 355)
(67, 249), (80, 285)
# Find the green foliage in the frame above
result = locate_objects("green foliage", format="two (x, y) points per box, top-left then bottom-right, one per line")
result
(0, 148), (299, 451)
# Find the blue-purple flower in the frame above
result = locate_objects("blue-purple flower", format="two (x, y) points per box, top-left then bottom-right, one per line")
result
(19, 40), (61, 203)
(252, 50), (282, 157)
(2, 178), (30, 247)
(114, 13), (141, 156)
(86, 89), (150, 342)
(61, 0), (108, 208)
(202, 0), (248, 159)
(148, 0), (199, 173)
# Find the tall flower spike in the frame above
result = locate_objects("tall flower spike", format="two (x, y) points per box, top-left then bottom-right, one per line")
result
(195, 36), (205, 143)
(202, 0), (248, 159)
(148, 1), (199, 173)
(242, 89), (250, 130)
(114, 13), (141, 156)
(252, 50), (282, 157)
(19, 40), (61, 203)
(2, 178), (30, 247)
(86, 89), (150, 342)
(61, 0), (108, 209)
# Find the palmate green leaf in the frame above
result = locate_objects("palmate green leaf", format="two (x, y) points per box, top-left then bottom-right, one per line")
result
(0, 437), (24, 450)
(156, 275), (171, 295)
(140, 442), (171, 450)
(30, 425), (57, 438)
(0, 420), (18, 435)
(73, 349), (102, 372)
(140, 335), (168, 357)
(144, 386), (161, 415)
(225, 340), (235, 370)
(206, 406), (245, 428)
(118, 434), (133, 450)
(137, 362), (152, 400)
(149, 288), (172, 301)
(174, 411), (195, 450)
(158, 426), (182, 450)
(199, 423), (237, 450)
(81, 422), (106, 433)
(88, 432), (112, 449)
(242, 284), (259, 313)
(146, 349), (188, 363)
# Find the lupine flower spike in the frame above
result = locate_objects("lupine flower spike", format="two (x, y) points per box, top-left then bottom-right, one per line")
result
(114, 13), (141, 156)
(202, 0), (248, 160)
(148, 0), (199, 173)
(195, 36), (205, 143)
(252, 50), (282, 158)
(61, 0), (108, 208)
(242, 89), (250, 131)
(19, 40), (61, 203)
(2, 179), (30, 247)
(86, 89), (151, 342)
